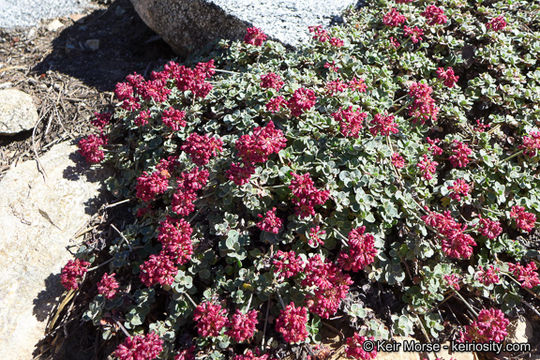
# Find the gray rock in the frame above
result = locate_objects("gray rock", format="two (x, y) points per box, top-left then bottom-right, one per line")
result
(0, 89), (38, 135)
(0, 0), (91, 29)
(0, 141), (108, 360)
(130, 0), (358, 55)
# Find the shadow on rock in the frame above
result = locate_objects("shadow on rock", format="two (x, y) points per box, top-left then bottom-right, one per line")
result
(33, 0), (176, 91)
(32, 273), (63, 323)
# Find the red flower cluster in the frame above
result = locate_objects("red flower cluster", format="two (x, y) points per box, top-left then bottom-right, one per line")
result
(161, 107), (186, 131)
(226, 162), (256, 186)
(175, 346), (195, 360)
(383, 8), (406, 27)
(324, 61), (340, 72)
(136, 170), (170, 203)
(436, 67), (459, 88)
(114, 332), (163, 360)
(508, 262), (540, 289)
(289, 172), (330, 218)
(134, 109), (151, 127)
(139, 253), (177, 287)
(172, 167), (209, 216)
(338, 226), (377, 272)
(308, 225), (325, 247)
(332, 106), (367, 138)
(510, 205), (536, 233)
(422, 210), (477, 259)
(325, 80), (347, 95)
(244, 27), (267, 46)
(97, 272), (119, 299)
(329, 37), (344, 47)
(476, 215), (502, 240)
(421, 5), (447, 25)
(475, 119), (491, 132)
(174, 60), (215, 98)
(193, 301), (228, 337)
(181, 133), (223, 166)
(78, 134), (107, 164)
(91, 112), (111, 129)
(408, 82), (438, 124)
(347, 77), (367, 92)
(273, 250), (304, 279)
(427, 137), (443, 156)
(256, 207), (282, 234)
(391, 152), (406, 168)
(157, 216), (193, 265)
(463, 308), (509, 343)
(226, 309), (259, 342)
(520, 131), (540, 157)
(487, 16), (507, 31)
(369, 113), (399, 136)
(403, 25), (424, 43)
(275, 302), (309, 343)
(287, 88), (317, 117)
(303, 256), (352, 318)
(417, 154), (438, 180)
(260, 72), (284, 90)
(447, 179), (470, 201)
(345, 334), (377, 360)
(476, 265), (500, 285)
(265, 96), (286, 113)
(308, 25), (330, 42)
(61, 259), (90, 290)
(236, 121), (287, 164)
(449, 140), (472, 168)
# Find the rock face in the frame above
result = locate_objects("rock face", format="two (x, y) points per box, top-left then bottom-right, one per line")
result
(0, 142), (107, 360)
(0, 89), (38, 135)
(130, 0), (358, 54)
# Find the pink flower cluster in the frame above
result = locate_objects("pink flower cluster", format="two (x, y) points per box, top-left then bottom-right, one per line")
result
(114, 332), (163, 360)
(157, 216), (193, 265)
(348, 77), (367, 92)
(332, 106), (367, 138)
(91, 112), (111, 129)
(408, 82), (439, 124)
(476, 215), (502, 240)
(245, 27), (267, 46)
(303, 255), (352, 318)
(161, 107), (186, 131)
(417, 154), (438, 180)
(136, 170), (170, 202)
(260, 73), (284, 90)
(265, 96), (286, 113)
(139, 253), (177, 287)
(369, 113), (399, 136)
(449, 140), (472, 168)
(308, 25), (330, 42)
(78, 134), (107, 164)
(97, 272), (119, 299)
(427, 137), (443, 156)
(510, 205), (536, 233)
(181, 133), (223, 166)
(275, 302), (309, 343)
(508, 262), (540, 289)
(463, 308), (509, 343)
(422, 209), (477, 259)
(228, 121), (286, 185)
(403, 25), (424, 43)
(345, 334), (377, 360)
(173, 60), (215, 98)
(444, 274), (461, 290)
(476, 265), (500, 285)
(226, 309), (259, 342)
(289, 172), (330, 218)
(391, 152), (406, 168)
(308, 225), (325, 247)
(436, 67), (459, 88)
(273, 250), (304, 279)
(256, 208), (282, 234)
(520, 131), (540, 157)
(447, 179), (470, 201)
(338, 226), (377, 272)
(286, 88), (317, 117)
(383, 8), (407, 27)
(134, 110), (151, 127)
(487, 16), (507, 31)
(172, 167), (209, 216)
(175, 346), (195, 360)
(421, 5), (447, 26)
(325, 80), (347, 95)
(61, 259), (90, 290)
(193, 301), (228, 337)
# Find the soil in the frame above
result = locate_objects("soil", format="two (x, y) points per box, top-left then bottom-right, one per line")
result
(0, 0), (176, 181)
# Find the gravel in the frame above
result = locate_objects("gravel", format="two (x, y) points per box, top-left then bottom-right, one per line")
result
(0, 0), (91, 28)
(211, 0), (359, 46)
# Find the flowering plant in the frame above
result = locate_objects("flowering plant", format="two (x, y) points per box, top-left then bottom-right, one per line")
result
(67, 0), (540, 358)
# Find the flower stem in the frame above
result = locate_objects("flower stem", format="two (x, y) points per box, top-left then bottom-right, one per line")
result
(452, 290), (479, 317)
(500, 149), (523, 163)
